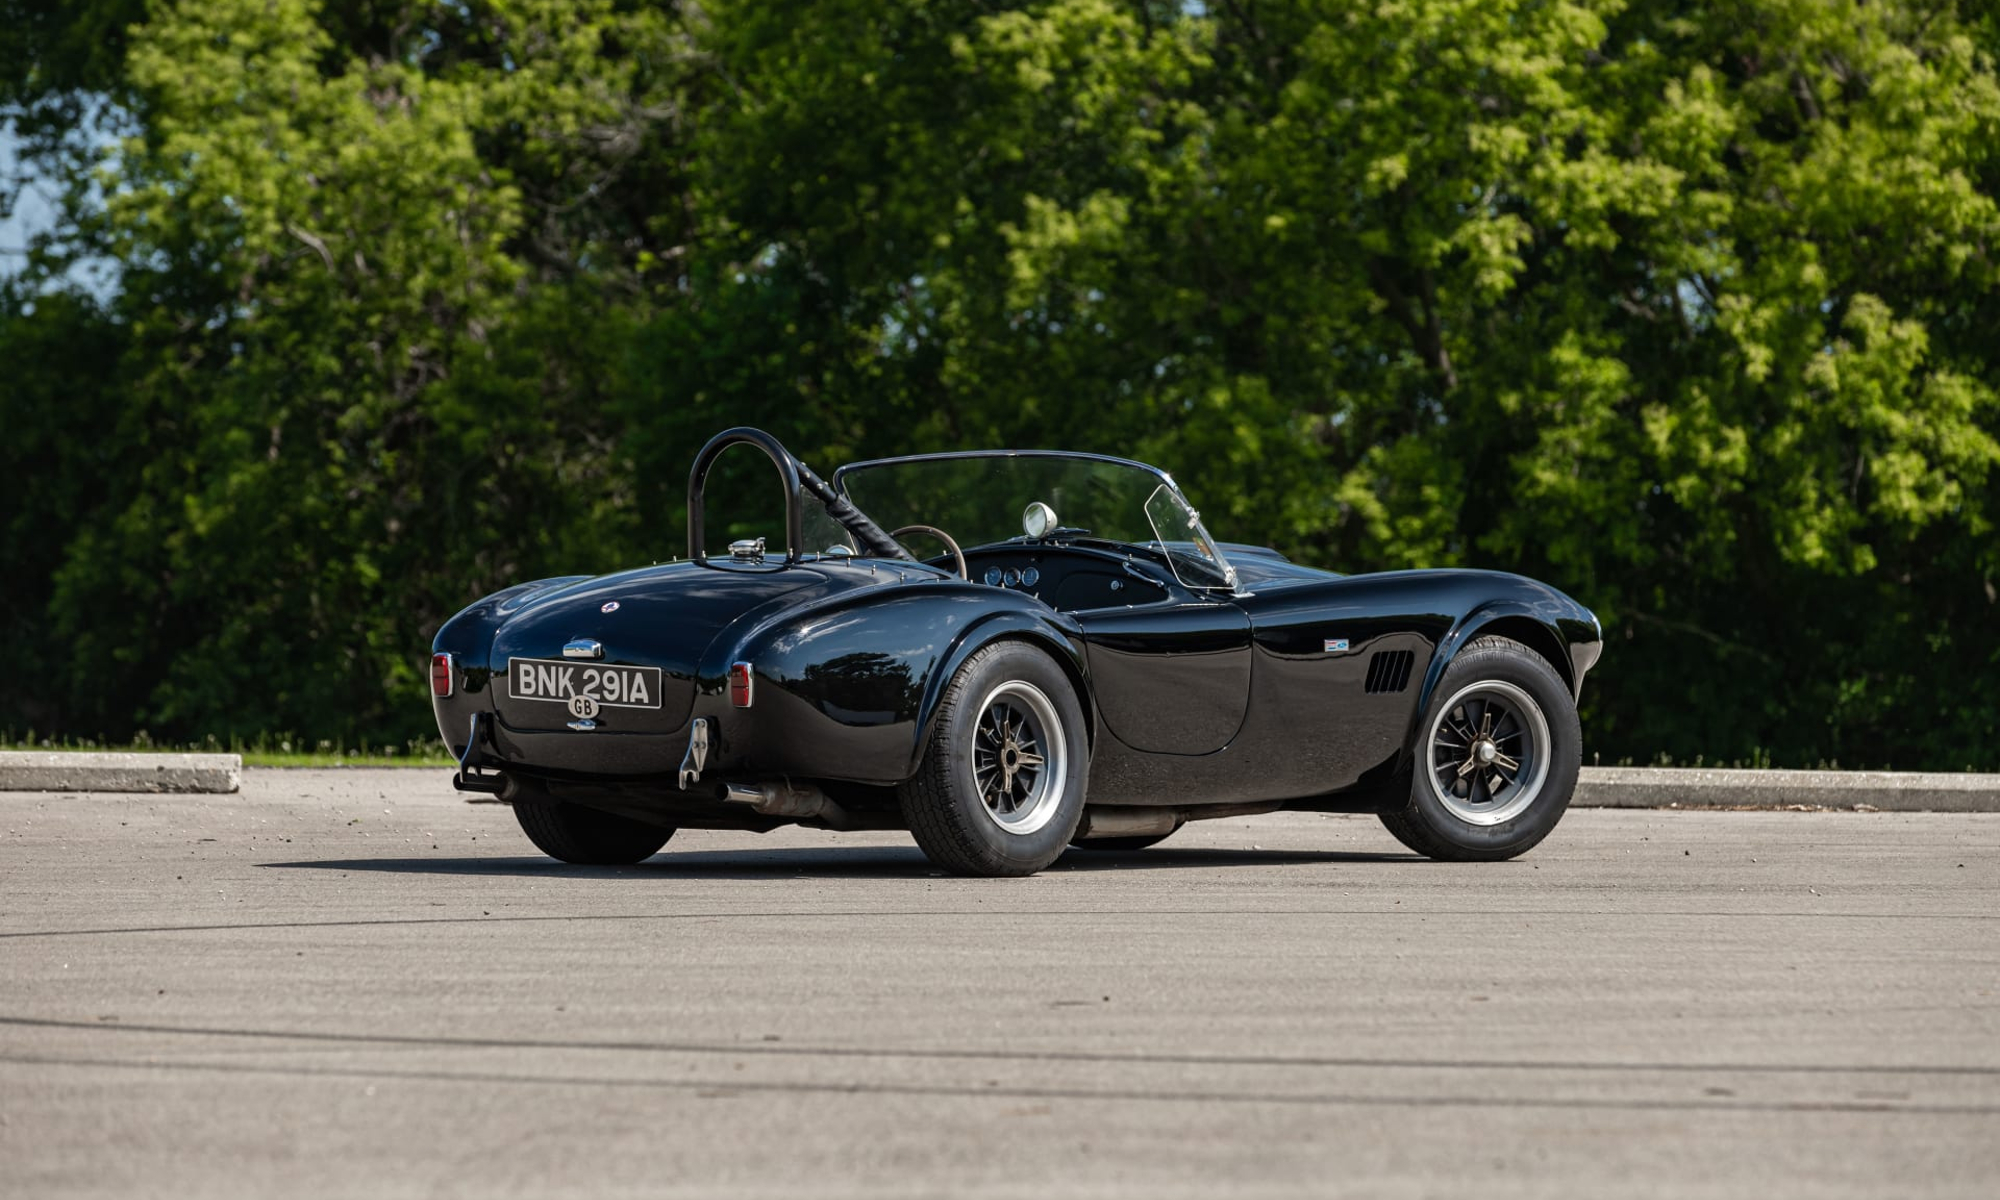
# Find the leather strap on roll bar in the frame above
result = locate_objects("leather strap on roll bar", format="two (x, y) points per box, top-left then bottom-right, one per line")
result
(793, 461), (912, 560)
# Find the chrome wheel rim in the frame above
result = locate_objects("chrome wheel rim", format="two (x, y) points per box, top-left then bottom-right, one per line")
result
(970, 680), (1067, 836)
(1426, 679), (1550, 826)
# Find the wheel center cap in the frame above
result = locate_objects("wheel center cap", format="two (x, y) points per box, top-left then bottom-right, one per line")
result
(1476, 741), (1498, 764)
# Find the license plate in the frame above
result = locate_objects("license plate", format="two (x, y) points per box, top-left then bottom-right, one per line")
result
(507, 658), (663, 710)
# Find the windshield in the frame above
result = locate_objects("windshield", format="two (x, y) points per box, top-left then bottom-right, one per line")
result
(821, 453), (1236, 590)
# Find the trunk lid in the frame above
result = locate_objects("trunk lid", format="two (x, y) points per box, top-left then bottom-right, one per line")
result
(488, 562), (824, 734)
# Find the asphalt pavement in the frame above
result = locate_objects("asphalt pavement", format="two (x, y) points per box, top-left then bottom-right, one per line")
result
(3, 769), (1996, 1198)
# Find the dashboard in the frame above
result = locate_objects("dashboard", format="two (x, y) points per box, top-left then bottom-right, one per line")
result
(956, 545), (1170, 613)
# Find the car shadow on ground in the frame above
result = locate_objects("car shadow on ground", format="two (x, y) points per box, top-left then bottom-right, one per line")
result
(259, 844), (1419, 880)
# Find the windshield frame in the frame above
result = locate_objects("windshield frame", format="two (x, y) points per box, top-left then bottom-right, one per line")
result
(831, 449), (1238, 593)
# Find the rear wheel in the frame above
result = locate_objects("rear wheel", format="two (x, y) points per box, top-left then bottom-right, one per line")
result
(512, 792), (674, 865)
(899, 642), (1088, 876)
(1379, 636), (1579, 861)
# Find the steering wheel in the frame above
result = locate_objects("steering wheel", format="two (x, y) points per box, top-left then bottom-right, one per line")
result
(889, 525), (967, 580)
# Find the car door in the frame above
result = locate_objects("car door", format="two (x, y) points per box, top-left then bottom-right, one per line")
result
(1070, 569), (1253, 756)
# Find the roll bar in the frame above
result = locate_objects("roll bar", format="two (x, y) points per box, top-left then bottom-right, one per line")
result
(686, 427), (911, 565)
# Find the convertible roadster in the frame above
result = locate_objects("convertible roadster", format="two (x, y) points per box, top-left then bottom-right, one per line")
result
(431, 428), (1601, 876)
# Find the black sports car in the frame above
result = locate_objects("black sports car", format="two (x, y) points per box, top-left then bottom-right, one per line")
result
(431, 428), (1602, 876)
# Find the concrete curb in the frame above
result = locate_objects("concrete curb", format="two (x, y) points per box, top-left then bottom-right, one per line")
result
(1573, 766), (2000, 812)
(0, 751), (242, 794)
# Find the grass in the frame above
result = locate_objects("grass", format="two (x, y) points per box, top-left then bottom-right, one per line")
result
(0, 730), (455, 768)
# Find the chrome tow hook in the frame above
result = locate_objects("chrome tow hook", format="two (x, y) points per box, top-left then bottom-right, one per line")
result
(678, 718), (711, 790)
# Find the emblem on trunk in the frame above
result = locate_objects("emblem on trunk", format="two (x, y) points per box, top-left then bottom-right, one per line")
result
(568, 694), (600, 720)
(1325, 639), (1350, 653)
(600, 601), (620, 613)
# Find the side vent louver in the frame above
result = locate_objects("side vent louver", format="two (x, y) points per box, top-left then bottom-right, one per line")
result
(1364, 649), (1415, 695)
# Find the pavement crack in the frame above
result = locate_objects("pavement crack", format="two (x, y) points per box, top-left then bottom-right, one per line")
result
(2, 906), (1995, 941)
(5, 1015), (1997, 1079)
(2, 1051), (1994, 1116)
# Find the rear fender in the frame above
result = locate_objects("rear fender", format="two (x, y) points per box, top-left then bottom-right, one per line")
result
(430, 575), (593, 753)
(432, 575), (594, 663)
(727, 586), (1087, 785)
(909, 612), (1093, 778)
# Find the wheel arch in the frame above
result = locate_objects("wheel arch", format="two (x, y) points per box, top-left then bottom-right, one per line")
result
(1412, 603), (1577, 741)
(909, 613), (1094, 778)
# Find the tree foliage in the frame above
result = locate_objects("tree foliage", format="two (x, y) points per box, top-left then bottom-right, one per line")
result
(3, 0), (1997, 767)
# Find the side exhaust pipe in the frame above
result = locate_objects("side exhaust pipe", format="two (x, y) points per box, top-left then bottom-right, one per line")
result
(1072, 807), (1179, 840)
(718, 780), (854, 829)
(1073, 801), (1282, 842)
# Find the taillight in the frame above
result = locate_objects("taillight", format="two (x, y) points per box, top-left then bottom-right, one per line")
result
(729, 662), (754, 708)
(431, 652), (455, 698)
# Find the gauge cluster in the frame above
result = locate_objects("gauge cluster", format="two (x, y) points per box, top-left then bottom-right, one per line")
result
(982, 565), (1042, 590)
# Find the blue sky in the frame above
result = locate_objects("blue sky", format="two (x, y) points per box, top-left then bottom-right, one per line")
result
(0, 126), (56, 273)
(2, 122), (117, 296)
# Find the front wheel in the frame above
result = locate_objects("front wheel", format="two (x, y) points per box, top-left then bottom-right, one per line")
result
(513, 792), (674, 865)
(1378, 636), (1580, 861)
(899, 641), (1089, 876)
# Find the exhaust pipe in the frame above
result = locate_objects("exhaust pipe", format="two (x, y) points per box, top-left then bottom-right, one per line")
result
(718, 780), (853, 828)
(1073, 801), (1282, 841)
(1073, 807), (1180, 840)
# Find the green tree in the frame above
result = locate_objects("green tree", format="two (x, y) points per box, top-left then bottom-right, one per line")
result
(670, 0), (2000, 766)
(3, 0), (1997, 767)
(5, 0), (696, 741)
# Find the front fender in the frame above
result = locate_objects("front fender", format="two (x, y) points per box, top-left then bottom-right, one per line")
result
(1414, 593), (1601, 725)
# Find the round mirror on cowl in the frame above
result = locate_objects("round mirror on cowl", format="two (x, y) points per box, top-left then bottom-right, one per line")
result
(1023, 502), (1058, 540)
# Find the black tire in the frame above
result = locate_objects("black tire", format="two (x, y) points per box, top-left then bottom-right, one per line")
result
(899, 641), (1089, 876)
(1070, 831), (1178, 853)
(512, 794), (674, 865)
(1379, 635), (1580, 862)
